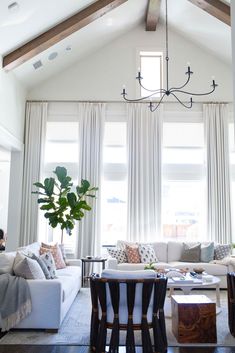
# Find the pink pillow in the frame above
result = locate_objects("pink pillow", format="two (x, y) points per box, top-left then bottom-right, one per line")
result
(126, 244), (141, 263)
(40, 243), (66, 269)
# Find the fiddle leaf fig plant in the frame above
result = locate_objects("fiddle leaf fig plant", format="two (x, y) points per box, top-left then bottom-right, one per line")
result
(32, 166), (98, 243)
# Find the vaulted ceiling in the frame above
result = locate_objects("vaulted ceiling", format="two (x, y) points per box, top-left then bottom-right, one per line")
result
(0, 0), (231, 88)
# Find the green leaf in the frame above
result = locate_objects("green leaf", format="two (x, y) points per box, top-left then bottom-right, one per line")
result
(44, 178), (55, 196)
(37, 198), (51, 204)
(54, 166), (67, 183)
(40, 203), (55, 211)
(67, 192), (77, 208)
(33, 182), (45, 189)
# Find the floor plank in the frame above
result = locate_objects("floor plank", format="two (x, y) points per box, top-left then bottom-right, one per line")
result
(0, 346), (235, 353)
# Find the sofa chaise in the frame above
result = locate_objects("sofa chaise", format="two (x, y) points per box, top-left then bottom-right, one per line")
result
(0, 242), (81, 331)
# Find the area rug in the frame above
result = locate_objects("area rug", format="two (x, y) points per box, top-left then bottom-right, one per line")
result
(0, 288), (235, 347)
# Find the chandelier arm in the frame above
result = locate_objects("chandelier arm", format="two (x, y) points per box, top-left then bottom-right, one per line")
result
(149, 93), (166, 112)
(122, 91), (160, 102)
(171, 85), (216, 97)
(138, 79), (166, 94)
(170, 93), (193, 109)
(169, 73), (191, 91)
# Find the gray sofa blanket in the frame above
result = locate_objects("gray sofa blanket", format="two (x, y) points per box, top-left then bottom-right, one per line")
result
(0, 273), (32, 331)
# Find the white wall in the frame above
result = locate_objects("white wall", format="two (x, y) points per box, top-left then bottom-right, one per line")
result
(0, 57), (27, 143)
(0, 57), (27, 251)
(28, 23), (232, 102)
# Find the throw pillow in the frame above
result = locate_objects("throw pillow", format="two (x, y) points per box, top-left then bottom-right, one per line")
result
(40, 243), (66, 269)
(13, 252), (45, 280)
(107, 248), (127, 264)
(29, 253), (51, 279)
(138, 244), (158, 264)
(125, 245), (141, 263)
(201, 242), (214, 263)
(0, 252), (15, 274)
(40, 251), (57, 279)
(180, 243), (201, 263)
(214, 244), (231, 260)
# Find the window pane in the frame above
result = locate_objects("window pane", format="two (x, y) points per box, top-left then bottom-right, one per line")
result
(45, 142), (78, 163)
(163, 123), (204, 147)
(162, 181), (206, 240)
(101, 180), (127, 246)
(140, 52), (162, 98)
(103, 122), (126, 163)
(163, 148), (204, 164)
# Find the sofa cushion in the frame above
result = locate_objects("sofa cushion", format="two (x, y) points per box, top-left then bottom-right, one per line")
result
(107, 248), (127, 264)
(57, 266), (81, 302)
(168, 241), (184, 262)
(151, 242), (168, 262)
(40, 244), (66, 269)
(116, 262), (169, 271)
(201, 242), (214, 262)
(13, 252), (45, 279)
(214, 244), (231, 260)
(169, 261), (228, 276)
(126, 245), (141, 263)
(17, 242), (41, 257)
(180, 243), (201, 263)
(40, 251), (57, 279)
(0, 252), (15, 274)
(57, 265), (81, 277)
(138, 244), (158, 263)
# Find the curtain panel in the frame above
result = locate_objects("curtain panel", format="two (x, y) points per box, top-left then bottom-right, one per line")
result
(204, 103), (232, 244)
(127, 103), (163, 243)
(76, 103), (105, 259)
(19, 102), (47, 246)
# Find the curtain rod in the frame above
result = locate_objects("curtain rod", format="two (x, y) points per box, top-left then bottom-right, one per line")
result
(26, 99), (232, 104)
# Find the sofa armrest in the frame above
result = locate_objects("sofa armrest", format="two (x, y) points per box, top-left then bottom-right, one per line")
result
(106, 257), (118, 270)
(66, 259), (81, 267)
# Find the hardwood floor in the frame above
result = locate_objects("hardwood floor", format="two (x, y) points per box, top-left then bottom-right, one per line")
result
(0, 346), (235, 353)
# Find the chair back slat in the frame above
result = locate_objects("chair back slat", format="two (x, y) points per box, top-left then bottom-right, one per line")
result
(108, 282), (120, 353)
(126, 283), (136, 353)
(227, 273), (235, 337)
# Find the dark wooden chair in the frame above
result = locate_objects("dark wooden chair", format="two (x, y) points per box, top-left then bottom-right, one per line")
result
(227, 272), (235, 337)
(90, 271), (168, 353)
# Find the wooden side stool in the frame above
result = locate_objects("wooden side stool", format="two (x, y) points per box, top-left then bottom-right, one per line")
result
(171, 295), (217, 343)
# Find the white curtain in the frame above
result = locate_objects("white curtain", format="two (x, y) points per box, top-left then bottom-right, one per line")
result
(76, 103), (105, 258)
(204, 103), (232, 244)
(20, 102), (47, 246)
(127, 103), (162, 243)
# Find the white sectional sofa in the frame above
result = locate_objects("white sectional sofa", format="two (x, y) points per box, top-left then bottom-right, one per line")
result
(0, 242), (81, 331)
(107, 241), (232, 288)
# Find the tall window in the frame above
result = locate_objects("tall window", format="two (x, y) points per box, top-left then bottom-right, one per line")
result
(101, 121), (127, 245)
(139, 51), (163, 98)
(229, 121), (235, 240)
(38, 120), (79, 254)
(162, 120), (206, 240)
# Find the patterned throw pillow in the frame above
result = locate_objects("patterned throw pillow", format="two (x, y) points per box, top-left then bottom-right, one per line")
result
(214, 244), (231, 260)
(40, 243), (66, 269)
(29, 253), (51, 279)
(138, 244), (158, 264)
(125, 245), (141, 263)
(107, 248), (127, 264)
(40, 251), (57, 279)
(180, 243), (201, 263)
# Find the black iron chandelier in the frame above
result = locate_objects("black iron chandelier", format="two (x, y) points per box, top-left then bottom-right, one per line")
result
(121, 0), (218, 112)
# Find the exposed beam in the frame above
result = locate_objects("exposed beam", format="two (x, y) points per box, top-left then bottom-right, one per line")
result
(146, 0), (161, 31)
(3, 0), (127, 71)
(187, 0), (230, 26)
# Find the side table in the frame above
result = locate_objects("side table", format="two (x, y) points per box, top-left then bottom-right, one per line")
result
(81, 257), (107, 287)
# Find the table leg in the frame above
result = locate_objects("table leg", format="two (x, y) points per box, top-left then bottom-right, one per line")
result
(216, 283), (221, 307)
(102, 260), (105, 271)
(82, 261), (85, 287)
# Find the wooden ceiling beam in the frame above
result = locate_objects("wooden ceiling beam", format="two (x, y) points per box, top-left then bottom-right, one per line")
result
(3, 0), (127, 71)
(146, 0), (161, 31)
(187, 0), (230, 26)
